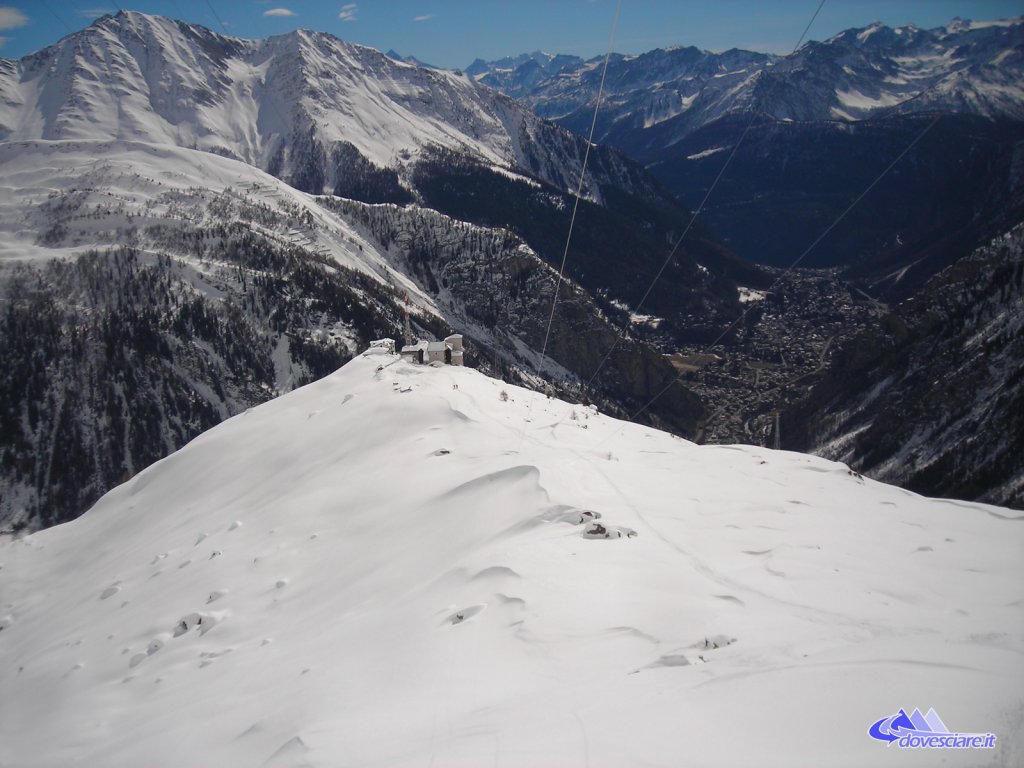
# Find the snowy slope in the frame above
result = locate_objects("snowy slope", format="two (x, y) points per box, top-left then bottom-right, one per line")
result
(2, 353), (1022, 767)
(0, 136), (672, 395)
(1, 137), (705, 530)
(0, 11), (617, 199)
(0, 138), (411, 298)
(0, 11), (504, 165)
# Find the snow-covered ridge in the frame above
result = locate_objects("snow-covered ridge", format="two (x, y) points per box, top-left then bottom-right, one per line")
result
(0, 135), (598, 372)
(1, 353), (1021, 766)
(0, 11), (605, 198)
(1, 135), (675, 530)
(474, 15), (1024, 137)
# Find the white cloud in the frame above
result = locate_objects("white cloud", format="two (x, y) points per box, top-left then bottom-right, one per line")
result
(412, 14), (433, 23)
(263, 7), (296, 16)
(0, 7), (29, 30)
(339, 3), (357, 22)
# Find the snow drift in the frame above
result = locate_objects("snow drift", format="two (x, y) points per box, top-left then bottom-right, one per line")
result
(1, 353), (1022, 767)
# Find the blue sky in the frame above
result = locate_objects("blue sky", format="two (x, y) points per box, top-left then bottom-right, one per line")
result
(2, 1), (1021, 67)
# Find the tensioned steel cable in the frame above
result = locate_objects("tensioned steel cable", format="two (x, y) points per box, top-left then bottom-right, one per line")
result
(605, 111), (941, 443)
(582, 0), (827, 392)
(37, 0), (75, 32)
(537, 0), (624, 367)
(519, 0), (622, 439)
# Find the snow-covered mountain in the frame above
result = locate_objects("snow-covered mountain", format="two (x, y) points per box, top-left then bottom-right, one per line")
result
(0, 12), (761, 531)
(0, 137), (708, 531)
(472, 18), (1024, 292)
(0, 9), (758, 338)
(783, 224), (1024, 509)
(0, 10), (649, 202)
(472, 18), (1024, 138)
(384, 49), (437, 69)
(473, 45), (772, 143)
(2, 352), (1022, 766)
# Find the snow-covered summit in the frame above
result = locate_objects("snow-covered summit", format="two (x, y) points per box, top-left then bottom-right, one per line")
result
(0, 11), (601, 195)
(795, 16), (1024, 121)
(475, 15), (1024, 137)
(2, 352), (1021, 766)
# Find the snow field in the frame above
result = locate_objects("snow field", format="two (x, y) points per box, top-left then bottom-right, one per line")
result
(0, 353), (1021, 767)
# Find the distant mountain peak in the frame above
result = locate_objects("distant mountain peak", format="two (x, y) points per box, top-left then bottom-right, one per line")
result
(472, 15), (1024, 133)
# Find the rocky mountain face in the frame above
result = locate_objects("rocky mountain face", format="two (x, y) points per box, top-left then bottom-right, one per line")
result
(470, 20), (1024, 508)
(0, 10), (756, 329)
(0, 11), (733, 531)
(472, 19), (1024, 140)
(5, 10), (1019, 528)
(781, 225), (1024, 509)
(471, 18), (1024, 297)
(0, 11), (675, 210)
(0, 140), (705, 530)
(662, 113), (1024, 300)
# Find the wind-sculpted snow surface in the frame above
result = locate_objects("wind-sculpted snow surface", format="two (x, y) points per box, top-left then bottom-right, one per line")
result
(1, 355), (1021, 767)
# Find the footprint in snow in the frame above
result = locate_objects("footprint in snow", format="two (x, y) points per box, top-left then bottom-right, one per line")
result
(199, 649), (233, 668)
(446, 604), (485, 625)
(130, 634), (169, 668)
(99, 584), (122, 600)
(173, 612), (223, 637)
